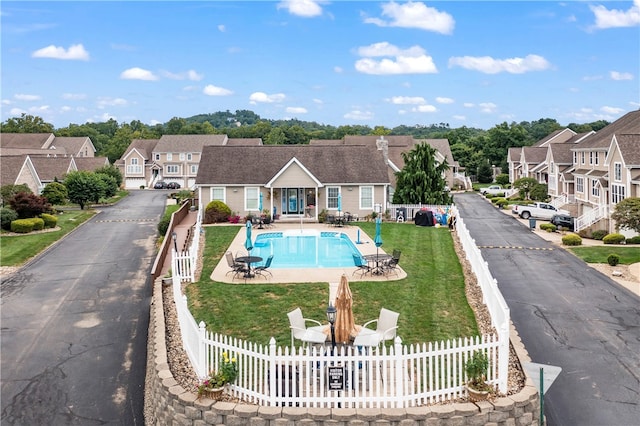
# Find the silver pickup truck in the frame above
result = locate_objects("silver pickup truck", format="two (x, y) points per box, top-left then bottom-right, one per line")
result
(511, 202), (569, 220)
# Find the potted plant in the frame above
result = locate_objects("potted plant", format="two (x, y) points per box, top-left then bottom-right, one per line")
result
(198, 352), (238, 400)
(464, 350), (492, 401)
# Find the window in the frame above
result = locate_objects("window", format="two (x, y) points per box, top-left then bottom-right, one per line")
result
(166, 165), (179, 174)
(594, 152), (599, 166)
(167, 153), (172, 161)
(614, 162), (622, 181)
(126, 157), (142, 174)
(359, 186), (373, 209)
(581, 152), (585, 165)
(576, 177), (584, 193)
(611, 184), (626, 204)
(211, 187), (225, 202)
(327, 186), (340, 209)
(179, 153), (185, 161)
(245, 187), (259, 211)
(591, 180), (599, 197)
(187, 153), (193, 161)
(190, 165), (198, 174)
(131, 158), (138, 165)
(155, 153), (160, 161)
(573, 152), (577, 164)
(550, 162), (555, 174)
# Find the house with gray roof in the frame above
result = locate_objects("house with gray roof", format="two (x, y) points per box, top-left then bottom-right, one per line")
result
(195, 144), (389, 221)
(0, 133), (95, 157)
(0, 155), (42, 195)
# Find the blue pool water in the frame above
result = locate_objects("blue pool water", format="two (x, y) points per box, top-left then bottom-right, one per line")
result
(252, 230), (360, 269)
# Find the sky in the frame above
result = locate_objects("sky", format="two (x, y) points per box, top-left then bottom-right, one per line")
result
(1, 1), (639, 131)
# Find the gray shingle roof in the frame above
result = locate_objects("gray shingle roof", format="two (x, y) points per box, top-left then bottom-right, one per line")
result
(0, 133), (55, 149)
(29, 157), (74, 182)
(74, 157), (110, 171)
(616, 134), (640, 166)
(154, 134), (228, 152)
(196, 145), (389, 185)
(522, 146), (547, 163)
(0, 155), (29, 185)
(227, 138), (263, 146)
(53, 137), (96, 156)
(575, 110), (640, 150)
(119, 139), (160, 162)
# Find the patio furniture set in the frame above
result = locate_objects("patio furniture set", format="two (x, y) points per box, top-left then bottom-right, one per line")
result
(226, 251), (273, 280)
(352, 249), (401, 277)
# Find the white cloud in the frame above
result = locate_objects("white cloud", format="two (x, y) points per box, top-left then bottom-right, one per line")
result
(203, 85), (233, 96)
(436, 97), (454, 104)
(610, 71), (633, 80)
(277, 0), (323, 17)
(479, 102), (497, 113)
(286, 106), (308, 114)
(31, 43), (89, 60)
(97, 97), (128, 108)
(161, 69), (204, 81)
(355, 42), (437, 75)
(590, 0), (640, 29)
(218, 24), (226, 32)
(10, 107), (26, 116)
(364, 1), (455, 35)
(448, 54), (551, 74)
(344, 110), (373, 121)
(14, 94), (41, 101)
(389, 96), (425, 105)
(463, 102), (475, 108)
(601, 106), (625, 115)
(313, 98), (323, 104)
(412, 104), (437, 113)
(62, 93), (87, 100)
(120, 67), (158, 81)
(249, 92), (286, 103)
(334, 66), (344, 73)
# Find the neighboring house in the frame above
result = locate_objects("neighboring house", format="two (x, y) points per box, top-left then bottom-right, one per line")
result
(0, 133), (96, 157)
(74, 156), (110, 172)
(115, 134), (259, 189)
(507, 110), (640, 235)
(0, 155), (42, 194)
(28, 156), (78, 192)
(195, 144), (389, 221)
(309, 135), (463, 196)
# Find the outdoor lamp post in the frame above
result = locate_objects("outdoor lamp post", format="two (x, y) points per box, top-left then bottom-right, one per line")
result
(326, 303), (337, 352)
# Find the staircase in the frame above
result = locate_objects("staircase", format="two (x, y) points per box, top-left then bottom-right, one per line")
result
(575, 204), (608, 233)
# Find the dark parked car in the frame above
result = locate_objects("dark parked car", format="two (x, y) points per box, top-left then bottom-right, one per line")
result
(154, 181), (167, 189)
(550, 214), (574, 231)
(167, 182), (181, 189)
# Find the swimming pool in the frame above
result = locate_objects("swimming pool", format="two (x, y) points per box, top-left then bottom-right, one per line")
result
(252, 230), (361, 269)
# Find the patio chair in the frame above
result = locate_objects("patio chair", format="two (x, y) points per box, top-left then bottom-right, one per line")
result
(352, 253), (371, 277)
(383, 249), (401, 276)
(354, 308), (399, 349)
(225, 251), (247, 278)
(287, 308), (327, 349)
(254, 254), (274, 278)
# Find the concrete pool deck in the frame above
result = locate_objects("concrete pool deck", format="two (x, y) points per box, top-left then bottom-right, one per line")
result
(209, 222), (407, 284)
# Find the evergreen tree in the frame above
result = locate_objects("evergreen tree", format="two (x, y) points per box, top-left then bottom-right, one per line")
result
(393, 143), (452, 204)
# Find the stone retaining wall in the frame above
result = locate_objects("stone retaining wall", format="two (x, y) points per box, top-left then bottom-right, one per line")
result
(145, 279), (541, 425)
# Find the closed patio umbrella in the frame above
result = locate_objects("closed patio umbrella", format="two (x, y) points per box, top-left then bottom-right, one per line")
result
(258, 192), (263, 213)
(334, 274), (356, 344)
(244, 220), (253, 255)
(374, 217), (383, 260)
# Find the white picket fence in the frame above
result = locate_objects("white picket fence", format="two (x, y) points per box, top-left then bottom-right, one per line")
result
(168, 204), (511, 406)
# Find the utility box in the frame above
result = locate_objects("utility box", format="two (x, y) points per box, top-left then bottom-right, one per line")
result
(529, 218), (536, 229)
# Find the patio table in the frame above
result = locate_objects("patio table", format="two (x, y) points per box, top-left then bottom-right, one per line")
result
(363, 254), (392, 275)
(235, 255), (263, 278)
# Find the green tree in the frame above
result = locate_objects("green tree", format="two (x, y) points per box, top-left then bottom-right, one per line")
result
(64, 171), (104, 209)
(264, 127), (286, 145)
(95, 164), (123, 188)
(530, 183), (549, 201)
(1, 184), (32, 206)
(611, 197), (640, 233)
(1, 113), (54, 133)
(495, 174), (510, 186)
(42, 182), (68, 205)
(393, 143), (452, 204)
(512, 177), (539, 200)
(477, 161), (493, 184)
(96, 173), (118, 199)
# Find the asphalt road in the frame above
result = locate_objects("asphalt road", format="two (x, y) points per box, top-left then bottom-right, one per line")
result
(1, 190), (167, 425)
(454, 192), (640, 426)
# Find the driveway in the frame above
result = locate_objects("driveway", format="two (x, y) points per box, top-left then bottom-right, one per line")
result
(454, 192), (640, 426)
(1, 190), (167, 425)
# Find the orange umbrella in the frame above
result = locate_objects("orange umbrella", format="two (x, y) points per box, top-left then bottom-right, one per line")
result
(334, 274), (357, 344)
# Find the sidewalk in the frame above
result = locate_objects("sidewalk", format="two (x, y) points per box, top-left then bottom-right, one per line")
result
(498, 206), (640, 296)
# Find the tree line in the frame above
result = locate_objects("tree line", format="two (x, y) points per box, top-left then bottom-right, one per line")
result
(1, 112), (610, 174)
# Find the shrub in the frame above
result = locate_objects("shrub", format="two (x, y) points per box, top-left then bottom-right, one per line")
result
(540, 223), (556, 232)
(602, 233), (625, 244)
(157, 216), (171, 236)
(41, 182), (68, 205)
(496, 199), (509, 209)
(626, 236), (640, 244)
(591, 230), (607, 240)
(9, 192), (52, 218)
(607, 254), (620, 266)
(204, 200), (231, 224)
(1, 207), (18, 230)
(31, 217), (45, 231)
(40, 213), (58, 228)
(11, 218), (35, 233)
(562, 233), (582, 246)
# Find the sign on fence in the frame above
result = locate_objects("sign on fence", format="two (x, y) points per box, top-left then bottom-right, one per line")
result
(327, 366), (345, 390)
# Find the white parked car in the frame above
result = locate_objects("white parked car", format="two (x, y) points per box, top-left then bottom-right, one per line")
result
(480, 185), (505, 196)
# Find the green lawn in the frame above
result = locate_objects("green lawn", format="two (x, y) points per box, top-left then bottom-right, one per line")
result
(0, 210), (96, 266)
(186, 223), (479, 347)
(569, 245), (640, 264)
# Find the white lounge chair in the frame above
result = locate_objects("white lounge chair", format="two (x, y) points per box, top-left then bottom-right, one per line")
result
(353, 308), (399, 349)
(287, 308), (327, 349)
